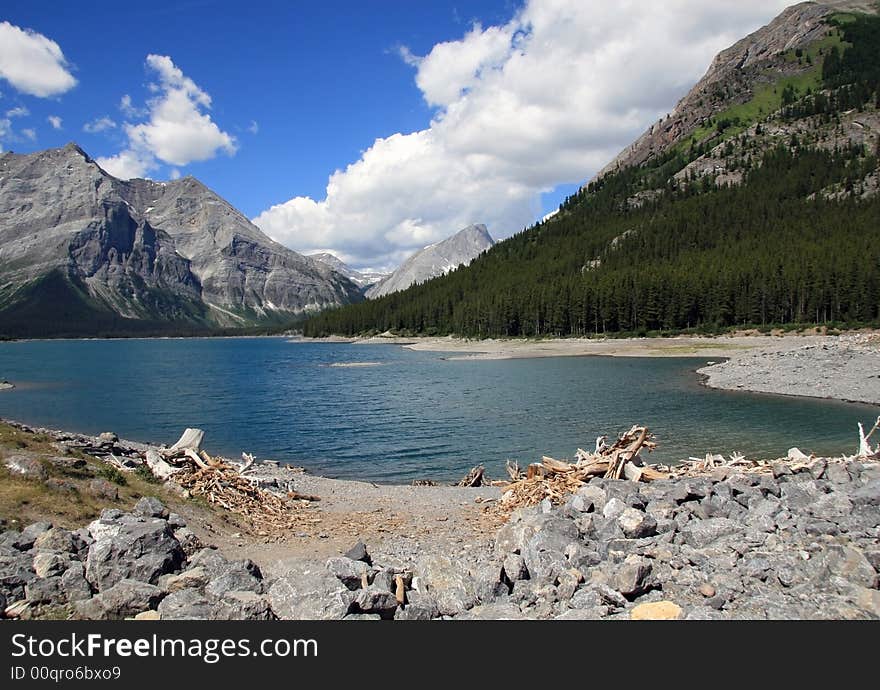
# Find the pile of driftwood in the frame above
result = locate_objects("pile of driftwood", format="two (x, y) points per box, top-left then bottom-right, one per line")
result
(493, 425), (665, 511)
(144, 428), (318, 536)
(491, 419), (880, 516)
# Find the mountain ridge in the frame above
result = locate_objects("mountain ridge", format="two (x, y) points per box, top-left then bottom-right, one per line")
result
(0, 143), (362, 336)
(592, 0), (879, 183)
(365, 223), (494, 299)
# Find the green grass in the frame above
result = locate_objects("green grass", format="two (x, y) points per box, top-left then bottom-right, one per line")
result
(0, 421), (178, 529)
(675, 26), (849, 155)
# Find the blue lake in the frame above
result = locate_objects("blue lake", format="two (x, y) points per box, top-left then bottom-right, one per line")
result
(0, 338), (875, 483)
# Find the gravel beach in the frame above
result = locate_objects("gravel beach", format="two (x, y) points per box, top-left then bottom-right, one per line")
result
(698, 334), (880, 406)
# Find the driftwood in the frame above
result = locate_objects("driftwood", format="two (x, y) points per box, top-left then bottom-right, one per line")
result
(494, 425), (659, 513)
(457, 465), (486, 487)
(144, 429), (316, 536)
(491, 420), (880, 519)
(858, 416), (880, 457)
(145, 449), (181, 481)
(164, 428), (205, 457)
(394, 575), (406, 605)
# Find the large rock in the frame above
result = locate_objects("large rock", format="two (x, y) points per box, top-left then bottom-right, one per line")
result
(220, 590), (274, 620)
(75, 579), (163, 620)
(502, 553), (528, 583)
(343, 541), (372, 564)
(394, 591), (440, 621)
(522, 531), (572, 585)
(33, 552), (68, 578)
(204, 559), (263, 597)
(85, 517), (185, 591)
(610, 556), (653, 599)
(157, 588), (220, 620)
(326, 557), (370, 590)
(162, 567), (209, 593)
(3, 456), (47, 480)
(617, 508), (658, 539)
(352, 586), (399, 619)
(0, 553), (37, 600)
(813, 545), (878, 589)
(631, 601), (684, 620)
(414, 555), (477, 617)
(60, 562), (92, 602)
(570, 583), (628, 610)
(133, 497), (169, 519)
(266, 563), (353, 620)
(681, 518), (741, 548)
(13, 522), (52, 550)
(25, 576), (65, 605)
(33, 528), (86, 557)
(494, 511), (578, 556)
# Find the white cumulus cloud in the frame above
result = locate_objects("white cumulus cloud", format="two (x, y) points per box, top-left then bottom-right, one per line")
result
(47, 115), (63, 130)
(97, 54), (236, 180)
(0, 21), (77, 98)
(83, 116), (117, 133)
(253, 0), (792, 270)
(5, 106), (28, 118)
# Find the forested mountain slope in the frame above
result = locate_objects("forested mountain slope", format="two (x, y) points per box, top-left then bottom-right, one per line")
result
(303, 7), (880, 338)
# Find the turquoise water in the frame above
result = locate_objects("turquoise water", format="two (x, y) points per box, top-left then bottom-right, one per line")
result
(0, 338), (874, 483)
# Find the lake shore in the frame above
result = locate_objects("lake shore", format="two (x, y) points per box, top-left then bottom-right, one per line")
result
(344, 331), (835, 359)
(318, 330), (880, 405)
(698, 333), (880, 406)
(2, 418), (879, 620)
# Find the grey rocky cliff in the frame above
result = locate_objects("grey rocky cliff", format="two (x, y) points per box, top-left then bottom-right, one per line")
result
(591, 1), (878, 184)
(366, 224), (494, 299)
(0, 144), (361, 329)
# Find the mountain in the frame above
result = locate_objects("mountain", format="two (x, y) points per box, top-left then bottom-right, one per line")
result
(365, 224), (494, 299)
(303, 2), (880, 338)
(593, 0), (876, 182)
(307, 252), (389, 291)
(0, 144), (361, 337)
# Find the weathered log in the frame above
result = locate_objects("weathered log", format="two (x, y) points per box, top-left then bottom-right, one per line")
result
(239, 452), (256, 475)
(457, 465), (486, 487)
(164, 428), (205, 457)
(858, 417), (880, 457)
(145, 449), (181, 481)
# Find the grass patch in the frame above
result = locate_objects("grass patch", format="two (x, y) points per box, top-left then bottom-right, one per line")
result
(95, 464), (128, 486)
(0, 421), (181, 529)
(676, 26), (848, 155)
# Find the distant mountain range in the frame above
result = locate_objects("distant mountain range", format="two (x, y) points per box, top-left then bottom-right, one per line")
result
(303, 1), (880, 338)
(365, 224), (494, 299)
(307, 253), (389, 291)
(0, 144), (362, 337)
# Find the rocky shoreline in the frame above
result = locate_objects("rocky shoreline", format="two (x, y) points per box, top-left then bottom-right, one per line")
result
(699, 334), (880, 406)
(2, 421), (879, 620)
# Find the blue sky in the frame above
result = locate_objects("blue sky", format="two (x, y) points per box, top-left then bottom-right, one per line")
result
(0, 1), (791, 270)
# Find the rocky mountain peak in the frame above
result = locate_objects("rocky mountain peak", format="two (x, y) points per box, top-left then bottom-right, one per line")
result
(591, 0), (879, 183)
(366, 223), (494, 299)
(0, 143), (362, 335)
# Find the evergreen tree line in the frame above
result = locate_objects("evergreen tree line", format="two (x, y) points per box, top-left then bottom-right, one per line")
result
(303, 144), (880, 338)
